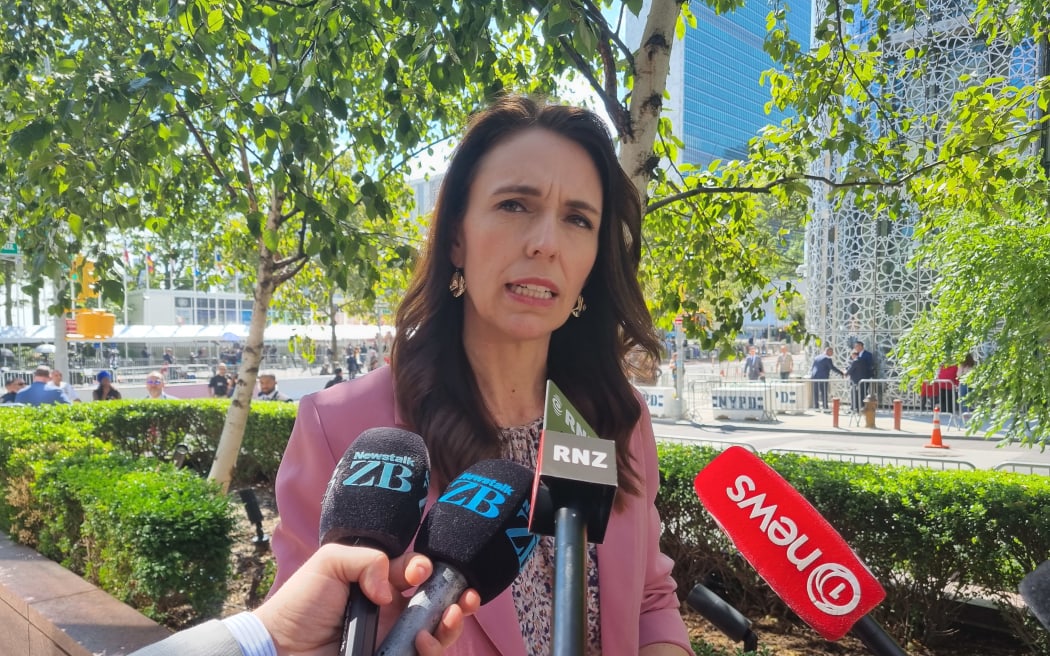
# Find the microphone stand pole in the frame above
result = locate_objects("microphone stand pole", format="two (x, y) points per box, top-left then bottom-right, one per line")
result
(852, 615), (908, 656)
(552, 503), (586, 656)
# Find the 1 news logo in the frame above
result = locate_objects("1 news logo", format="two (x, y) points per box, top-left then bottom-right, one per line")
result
(726, 474), (863, 617)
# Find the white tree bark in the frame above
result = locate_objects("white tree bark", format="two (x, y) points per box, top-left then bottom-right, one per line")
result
(207, 191), (282, 492)
(621, 0), (681, 208)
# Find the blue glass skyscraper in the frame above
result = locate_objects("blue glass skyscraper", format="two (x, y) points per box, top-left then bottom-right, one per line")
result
(678, 3), (811, 166)
(624, 1), (810, 166)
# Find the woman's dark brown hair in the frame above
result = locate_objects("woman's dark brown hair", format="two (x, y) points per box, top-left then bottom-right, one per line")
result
(392, 96), (661, 497)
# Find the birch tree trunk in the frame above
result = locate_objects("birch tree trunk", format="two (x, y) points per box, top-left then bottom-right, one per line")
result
(620, 0), (681, 208)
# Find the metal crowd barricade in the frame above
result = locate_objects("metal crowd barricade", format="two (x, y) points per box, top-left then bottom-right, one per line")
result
(993, 461), (1050, 476)
(654, 434), (759, 453)
(686, 377), (777, 422)
(769, 448), (977, 471)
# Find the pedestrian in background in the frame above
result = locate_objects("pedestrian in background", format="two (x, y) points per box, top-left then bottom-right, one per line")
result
(324, 367), (345, 389)
(47, 369), (80, 403)
(91, 370), (122, 401)
(743, 346), (764, 381)
(256, 372), (291, 401)
(1, 375), (25, 403)
(776, 345), (794, 380)
(145, 371), (178, 399)
(208, 364), (231, 398)
(809, 347), (843, 411)
(958, 353), (976, 414)
(845, 341), (875, 412)
(936, 361), (959, 415)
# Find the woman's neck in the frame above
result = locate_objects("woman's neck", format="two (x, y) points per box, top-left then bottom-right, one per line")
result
(463, 336), (549, 428)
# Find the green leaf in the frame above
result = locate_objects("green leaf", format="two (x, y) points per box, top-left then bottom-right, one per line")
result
(206, 9), (224, 33)
(250, 64), (270, 88)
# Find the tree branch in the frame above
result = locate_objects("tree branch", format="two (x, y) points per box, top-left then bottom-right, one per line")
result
(273, 252), (308, 279)
(175, 102), (239, 203)
(645, 129), (1043, 214)
(237, 133), (259, 214)
(579, 0), (635, 68)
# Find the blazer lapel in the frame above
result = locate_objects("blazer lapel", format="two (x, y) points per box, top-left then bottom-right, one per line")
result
(473, 589), (527, 656)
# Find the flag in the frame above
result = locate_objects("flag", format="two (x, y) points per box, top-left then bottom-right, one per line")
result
(123, 245), (130, 265)
(215, 249), (224, 273)
(146, 248), (155, 276)
(192, 246), (200, 280)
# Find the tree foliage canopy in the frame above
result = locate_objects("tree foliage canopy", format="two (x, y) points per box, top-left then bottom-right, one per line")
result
(3, 0), (1050, 462)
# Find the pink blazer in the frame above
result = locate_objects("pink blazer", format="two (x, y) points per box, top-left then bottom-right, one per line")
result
(270, 366), (693, 655)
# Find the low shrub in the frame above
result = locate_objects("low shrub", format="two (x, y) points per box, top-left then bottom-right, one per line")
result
(0, 403), (244, 624)
(22, 400), (297, 483)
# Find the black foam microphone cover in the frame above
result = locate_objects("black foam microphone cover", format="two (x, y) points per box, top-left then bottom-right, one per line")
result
(319, 427), (430, 552)
(414, 458), (539, 603)
(375, 459), (539, 656)
(318, 427), (430, 656)
(1021, 560), (1050, 632)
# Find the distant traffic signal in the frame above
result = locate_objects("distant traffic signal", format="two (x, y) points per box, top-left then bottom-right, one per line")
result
(72, 255), (100, 303)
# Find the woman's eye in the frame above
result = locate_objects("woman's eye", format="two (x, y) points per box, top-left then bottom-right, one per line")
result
(498, 199), (526, 212)
(568, 214), (594, 230)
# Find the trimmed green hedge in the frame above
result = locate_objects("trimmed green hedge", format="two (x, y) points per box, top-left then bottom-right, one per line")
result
(19, 399), (297, 483)
(658, 443), (1050, 653)
(0, 400), (297, 624)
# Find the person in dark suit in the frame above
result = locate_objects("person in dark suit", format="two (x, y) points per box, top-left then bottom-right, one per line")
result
(845, 341), (876, 412)
(129, 543), (479, 656)
(809, 347), (844, 411)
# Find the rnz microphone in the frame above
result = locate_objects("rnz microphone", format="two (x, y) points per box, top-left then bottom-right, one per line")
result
(694, 446), (906, 655)
(319, 427), (430, 656)
(375, 459), (539, 656)
(1020, 560), (1050, 632)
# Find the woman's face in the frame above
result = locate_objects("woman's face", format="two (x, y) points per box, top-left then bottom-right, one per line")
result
(451, 128), (602, 346)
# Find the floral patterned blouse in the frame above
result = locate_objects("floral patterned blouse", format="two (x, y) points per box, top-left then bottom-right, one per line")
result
(499, 418), (602, 655)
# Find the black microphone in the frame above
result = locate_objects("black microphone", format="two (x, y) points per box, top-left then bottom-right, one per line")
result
(687, 583), (759, 652)
(319, 427), (431, 656)
(1020, 560), (1050, 632)
(375, 459), (539, 656)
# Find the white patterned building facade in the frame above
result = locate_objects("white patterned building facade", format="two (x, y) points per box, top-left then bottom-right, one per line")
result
(805, 0), (1045, 379)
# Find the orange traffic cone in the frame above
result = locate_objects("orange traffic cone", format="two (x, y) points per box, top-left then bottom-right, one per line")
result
(925, 404), (949, 449)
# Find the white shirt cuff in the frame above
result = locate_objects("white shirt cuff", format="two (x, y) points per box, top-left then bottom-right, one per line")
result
(222, 611), (278, 656)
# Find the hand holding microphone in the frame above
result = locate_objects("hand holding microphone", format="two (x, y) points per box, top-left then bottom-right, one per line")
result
(255, 544), (479, 656)
(131, 545), (479, 656)
(319, 427), (431, 656)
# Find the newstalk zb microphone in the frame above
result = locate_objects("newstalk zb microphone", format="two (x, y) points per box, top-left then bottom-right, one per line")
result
(319, 427), (431, 656)
(694, 446), (887, 643)
(375, 459), (539, 656)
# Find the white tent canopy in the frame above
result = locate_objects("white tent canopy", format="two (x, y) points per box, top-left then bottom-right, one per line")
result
(1, 323), (394, 345)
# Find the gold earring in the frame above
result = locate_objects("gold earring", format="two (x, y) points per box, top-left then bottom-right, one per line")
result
(571, 295), (586, 317)
(449, 269), (466, 298)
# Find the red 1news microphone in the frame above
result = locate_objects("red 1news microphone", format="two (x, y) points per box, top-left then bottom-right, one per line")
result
(693, 446), (907, 656)
(375, 459), (539, 656)
(528, 381), (617, 656)
(319, 427), (431, 656)
(1020, 560), (1050, 632)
